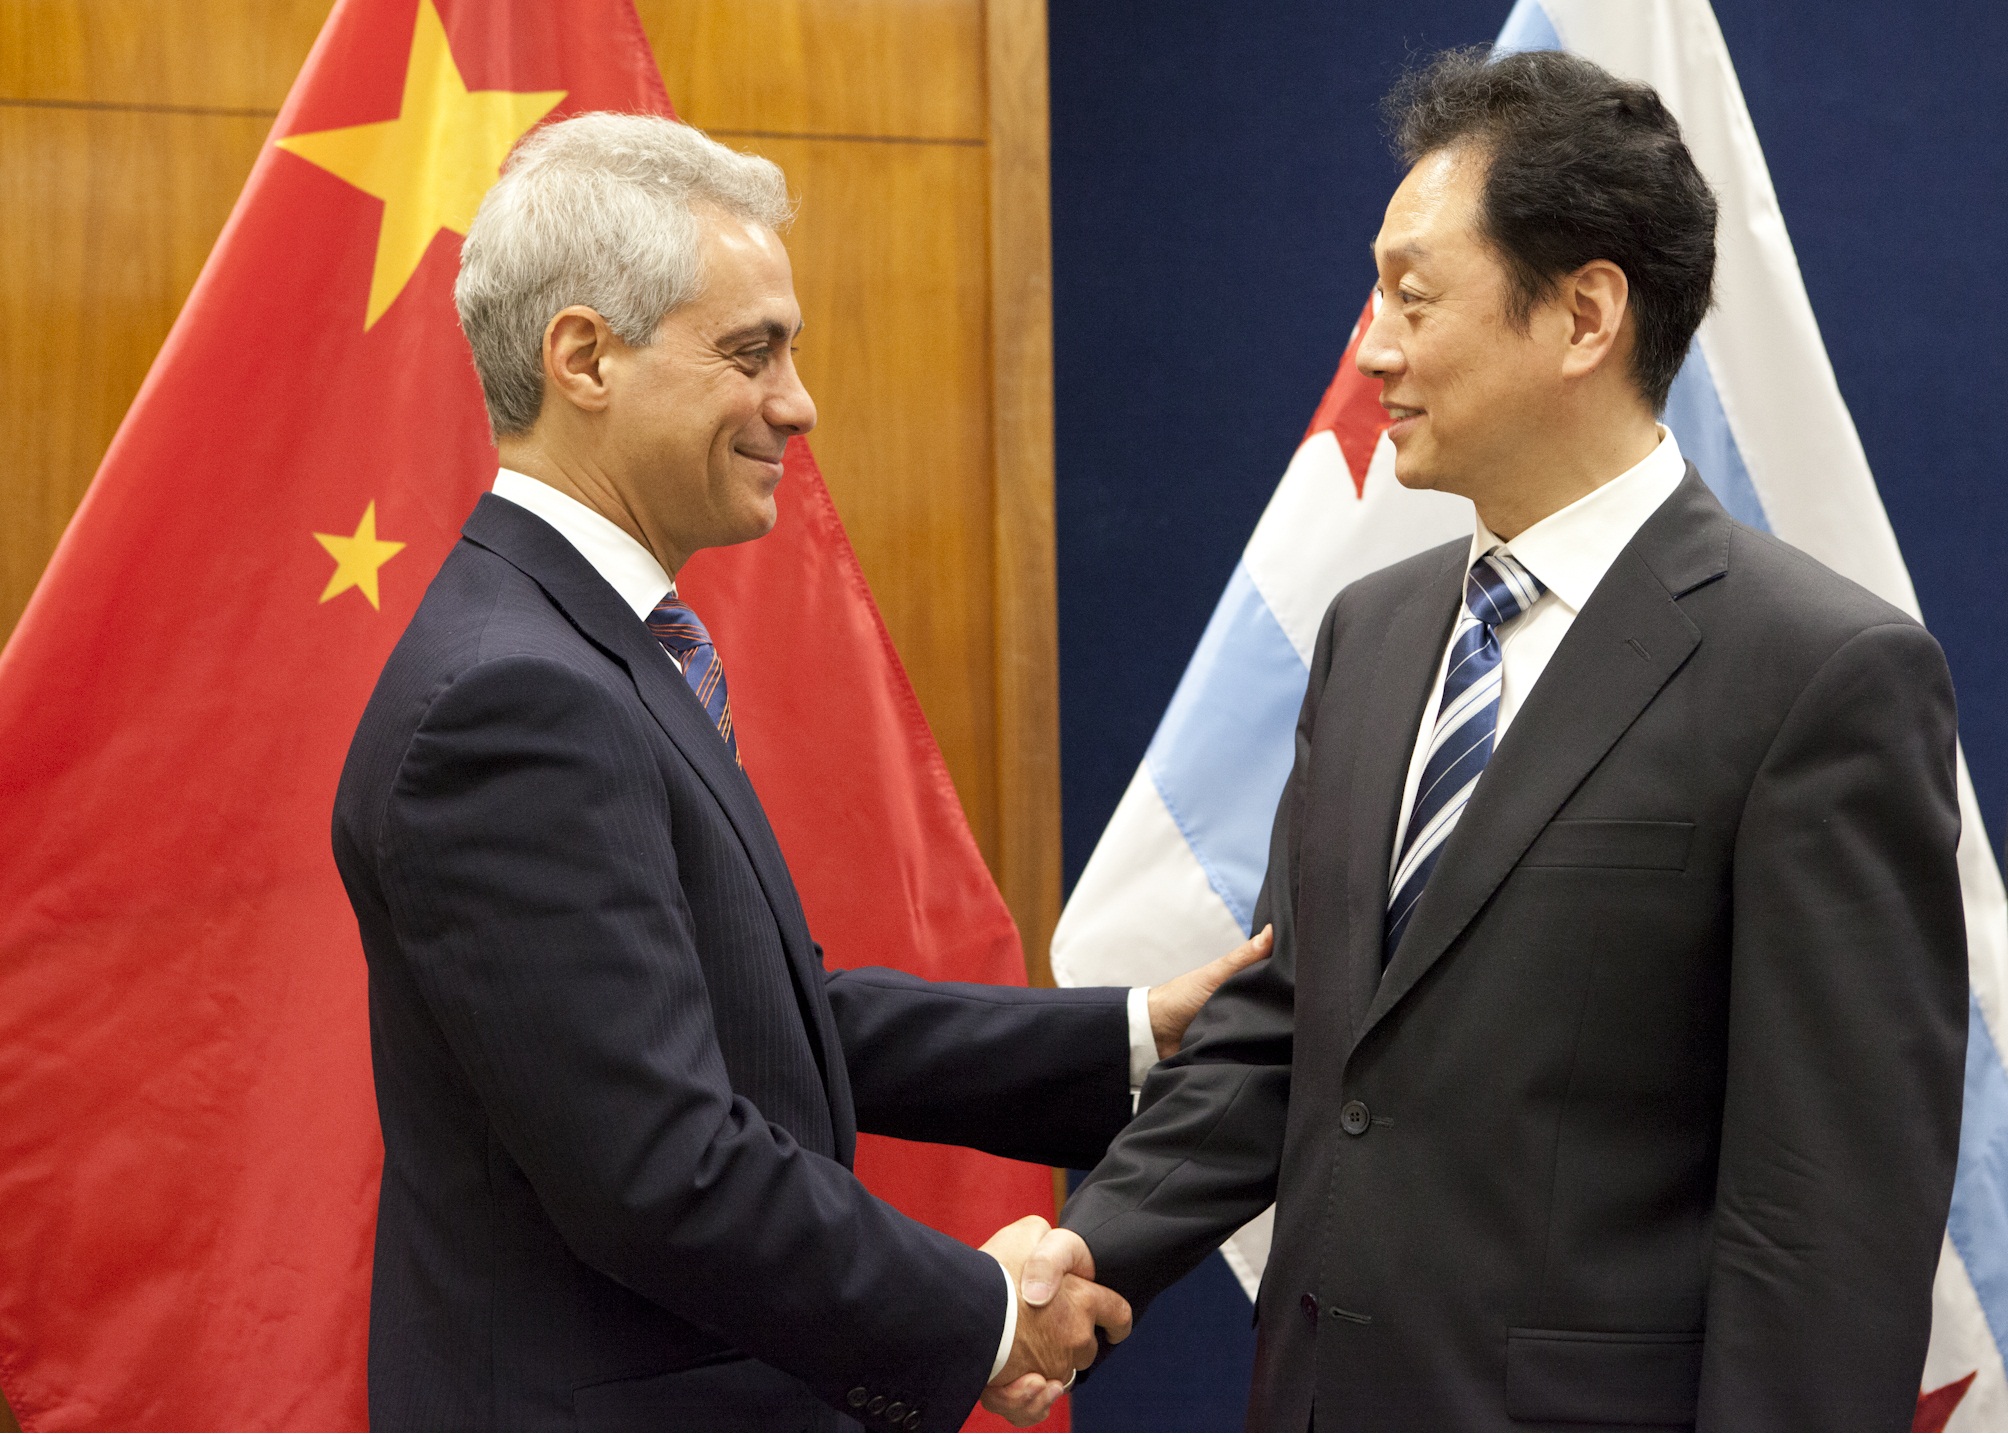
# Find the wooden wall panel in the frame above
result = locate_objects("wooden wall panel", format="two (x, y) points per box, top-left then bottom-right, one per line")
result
(734, 134), (1004, 864)
(639, 0), (986, 140)
(0, 106), (274, 677)
(986, 0), (1062, 977)
(0, 0), (324, 108)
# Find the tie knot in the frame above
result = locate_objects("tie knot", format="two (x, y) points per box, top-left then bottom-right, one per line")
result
(646, 590), (713, 659)
(1465, 550), (1545, 629)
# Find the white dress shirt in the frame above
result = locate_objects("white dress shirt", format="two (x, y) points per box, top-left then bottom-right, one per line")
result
(491, 467), (1159, 1380)
(1390, 430), (1688, 873)
(493, 466), (674, 620)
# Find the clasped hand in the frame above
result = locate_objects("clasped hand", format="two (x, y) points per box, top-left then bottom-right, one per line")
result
(972, 928), (1273, 1424)
(977, 1216), (1131, 1426)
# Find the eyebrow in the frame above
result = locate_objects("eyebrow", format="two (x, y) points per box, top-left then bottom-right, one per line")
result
(715, 319), (804, 347)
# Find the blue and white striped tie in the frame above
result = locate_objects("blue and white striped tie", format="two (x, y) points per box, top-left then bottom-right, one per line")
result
(1384, 550), (1546, 964)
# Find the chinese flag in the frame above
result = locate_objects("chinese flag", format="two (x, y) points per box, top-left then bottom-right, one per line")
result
(0, 1), (1058, 1428)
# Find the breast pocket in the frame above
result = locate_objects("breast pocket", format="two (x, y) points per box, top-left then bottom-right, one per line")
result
(1520, 819), (1694, 871)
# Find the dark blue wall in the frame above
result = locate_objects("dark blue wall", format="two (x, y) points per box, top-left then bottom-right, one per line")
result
(1050, 2), (2008, 1426)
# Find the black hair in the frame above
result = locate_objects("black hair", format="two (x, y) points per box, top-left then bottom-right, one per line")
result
(1383, 47), (1718, 411)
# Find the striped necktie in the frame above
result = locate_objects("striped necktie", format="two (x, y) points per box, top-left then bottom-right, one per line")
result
(1384, 549), (1546, 964)
(647, 588), (739, 764)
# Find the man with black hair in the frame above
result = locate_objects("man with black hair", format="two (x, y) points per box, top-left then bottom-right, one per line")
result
(1025, 47), (1966, 1431)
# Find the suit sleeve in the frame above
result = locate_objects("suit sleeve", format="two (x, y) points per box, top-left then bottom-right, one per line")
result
(1698, 621), (1967, 1430)
(376, 655), (1003, 1431)
(1056, 595), (1341, 1312)
(824, 967), (1133, 1168)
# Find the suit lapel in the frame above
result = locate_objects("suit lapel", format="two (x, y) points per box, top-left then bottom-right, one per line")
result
(1357, 470), (1732, 1044)
(461, 496), (855, 1150)
(1337, 547), (1466, 1043)
(609, 612), (859, 1151)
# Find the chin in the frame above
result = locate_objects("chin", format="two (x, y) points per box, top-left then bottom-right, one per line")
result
(731, 500), (780, 545)
(1390, 448), (1437, 492)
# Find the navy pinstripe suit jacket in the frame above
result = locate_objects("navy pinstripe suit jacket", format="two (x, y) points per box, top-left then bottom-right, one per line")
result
(334, 495), (1133, 1432)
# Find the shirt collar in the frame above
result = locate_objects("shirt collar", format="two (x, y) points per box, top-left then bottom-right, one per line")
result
(491, 468), (672, 621)
(1471, 427), (1686, 613)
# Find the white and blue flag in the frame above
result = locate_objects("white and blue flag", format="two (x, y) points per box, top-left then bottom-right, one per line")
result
(1052, 1), (2008, 1424)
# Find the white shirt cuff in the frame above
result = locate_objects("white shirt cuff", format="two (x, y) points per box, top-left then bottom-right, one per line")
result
(989, 1257), (1018, 1381)
(1127, 986), (1157, 1095)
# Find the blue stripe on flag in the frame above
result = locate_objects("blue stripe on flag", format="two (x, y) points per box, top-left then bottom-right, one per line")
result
(1949, 996), (2008, 1354)
(1144, 562), (1305, 932)
(1664, 342), (1771, 532)
(1494, 0), (1561, 55)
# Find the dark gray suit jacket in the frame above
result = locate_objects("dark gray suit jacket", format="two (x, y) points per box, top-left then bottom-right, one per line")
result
(334, 495), (1134, 1432)
(1063, 471), (1967, 1430)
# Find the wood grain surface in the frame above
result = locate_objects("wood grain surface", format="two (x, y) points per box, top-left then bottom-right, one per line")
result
(0, 104), (278, 689)
(0, 0), (326, 108)
(984, 0), (1062, 982)
(738, 131), (1005, 874)
(641, 0), (986, 141)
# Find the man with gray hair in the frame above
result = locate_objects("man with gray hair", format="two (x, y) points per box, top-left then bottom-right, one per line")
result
(332, 113), (1266, 1431)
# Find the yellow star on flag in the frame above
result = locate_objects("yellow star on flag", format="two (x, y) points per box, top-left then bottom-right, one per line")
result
(275, 0), (564, 328)
(314, 502), (407, 609)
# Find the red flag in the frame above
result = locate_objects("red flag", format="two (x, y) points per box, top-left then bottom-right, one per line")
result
(1302, 295), (1390, 497)
(0, 1), (1058, 1427)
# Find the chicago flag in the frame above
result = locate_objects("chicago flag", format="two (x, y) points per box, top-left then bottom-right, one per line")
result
(1052, 1), (2008, 1428)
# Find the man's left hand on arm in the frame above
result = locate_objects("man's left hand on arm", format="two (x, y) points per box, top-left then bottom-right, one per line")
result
(1143, 924), (1273, 1062)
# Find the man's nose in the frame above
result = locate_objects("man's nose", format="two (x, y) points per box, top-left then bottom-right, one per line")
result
(769, 367), (817, 437)
(1355, 310), (1403, 378)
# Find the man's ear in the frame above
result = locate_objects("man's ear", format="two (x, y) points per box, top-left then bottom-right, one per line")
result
(1558, 259), (1631, 381)
(541, 306), (617, 415)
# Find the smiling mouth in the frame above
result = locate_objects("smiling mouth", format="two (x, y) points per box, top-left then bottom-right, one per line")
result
(1382, 404), (1426, 437)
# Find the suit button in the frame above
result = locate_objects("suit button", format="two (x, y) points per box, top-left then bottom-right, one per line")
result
(1300, 1292), (1318, 1324)
(886, 1402), (907, 1422)
(905, 1413), (922, 1430)
(1340, 1100), (1371, 1136)
(848, 1388), (870, 1408)
(869, 1396), (888, 1414)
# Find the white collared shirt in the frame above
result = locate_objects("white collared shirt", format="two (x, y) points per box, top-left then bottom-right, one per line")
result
(493, 467), (674, 621)
(490, 466), (1160, 1380)
(1390, 429), (1688, 873)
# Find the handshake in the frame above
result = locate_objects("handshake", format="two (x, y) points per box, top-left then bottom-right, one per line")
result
(977, 1216), (1131, 1426)
(966, 923), (1275, 1426)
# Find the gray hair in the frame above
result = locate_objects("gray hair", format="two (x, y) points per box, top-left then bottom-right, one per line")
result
(455, 112), (792, 437)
